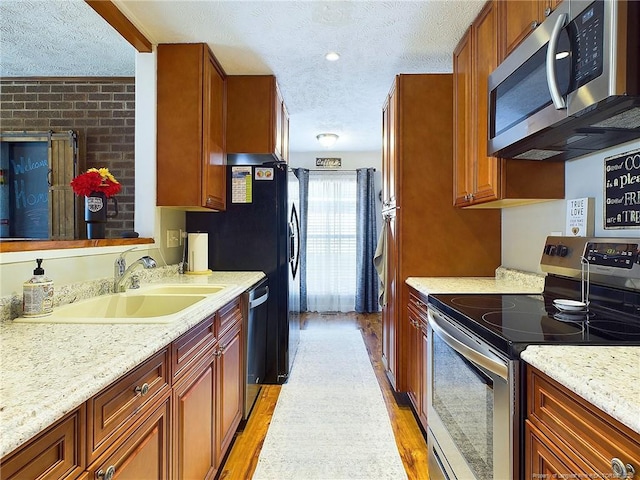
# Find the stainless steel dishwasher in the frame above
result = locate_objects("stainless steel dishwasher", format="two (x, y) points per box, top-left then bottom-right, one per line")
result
(242, 278), (269, 420)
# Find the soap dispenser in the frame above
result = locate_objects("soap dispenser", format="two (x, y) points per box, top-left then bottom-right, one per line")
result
(22, 258), (54, 317)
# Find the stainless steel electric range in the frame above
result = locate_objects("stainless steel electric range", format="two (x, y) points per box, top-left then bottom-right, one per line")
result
(425, 236), (640, 480)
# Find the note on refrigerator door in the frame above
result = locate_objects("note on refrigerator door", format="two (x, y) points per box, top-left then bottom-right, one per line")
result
(231, 166), (252, 203)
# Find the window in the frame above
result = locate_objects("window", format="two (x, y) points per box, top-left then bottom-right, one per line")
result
(305, 171), (357, 312)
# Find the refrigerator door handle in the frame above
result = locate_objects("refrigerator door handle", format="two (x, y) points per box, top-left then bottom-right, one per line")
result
(289, 204), (300, 279)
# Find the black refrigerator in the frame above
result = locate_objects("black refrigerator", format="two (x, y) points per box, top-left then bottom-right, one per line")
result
(187, 158), (300, 384)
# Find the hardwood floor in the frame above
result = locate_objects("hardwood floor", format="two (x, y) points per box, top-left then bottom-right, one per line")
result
(217, 312), (429, 479)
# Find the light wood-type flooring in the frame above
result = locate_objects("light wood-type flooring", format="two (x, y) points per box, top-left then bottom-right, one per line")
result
(217, 312), (429, 479)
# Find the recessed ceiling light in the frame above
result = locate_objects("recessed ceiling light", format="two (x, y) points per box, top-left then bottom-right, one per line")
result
(325, 52), (340, 62)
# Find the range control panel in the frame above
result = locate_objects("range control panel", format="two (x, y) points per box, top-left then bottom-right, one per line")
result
(541, 236), (640, 288)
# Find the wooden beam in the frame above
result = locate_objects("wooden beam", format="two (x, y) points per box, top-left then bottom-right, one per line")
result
(85, 0), (152, 53)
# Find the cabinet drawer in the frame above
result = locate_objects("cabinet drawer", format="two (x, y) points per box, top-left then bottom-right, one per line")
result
(528, 367), (640, 477)
(87, 348), (170, 463)
(0, 406), (85, 480)
(171, 314), (216, 382)
(407, 290), (428, 324)
(216, 297), (242, 337)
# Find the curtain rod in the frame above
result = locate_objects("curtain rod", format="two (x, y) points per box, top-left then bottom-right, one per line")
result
(303, 168), (376, 172)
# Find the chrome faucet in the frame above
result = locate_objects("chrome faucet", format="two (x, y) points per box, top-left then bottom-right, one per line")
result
(114, 249), (157, 292)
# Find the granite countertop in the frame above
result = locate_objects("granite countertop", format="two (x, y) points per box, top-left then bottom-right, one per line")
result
(406, 267), (545, 296)
(0, 271), (265, 459)
(521, 346), (640, 434)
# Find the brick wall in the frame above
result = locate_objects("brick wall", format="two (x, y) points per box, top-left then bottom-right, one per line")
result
(0, 78), (135, 239)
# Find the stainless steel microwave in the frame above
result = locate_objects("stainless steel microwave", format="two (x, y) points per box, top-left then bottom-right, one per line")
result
(488, 0), (640, 161)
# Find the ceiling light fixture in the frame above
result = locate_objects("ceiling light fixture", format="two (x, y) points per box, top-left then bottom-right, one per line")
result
(325, 51), (340, 62)
(316, 133), (339, 148)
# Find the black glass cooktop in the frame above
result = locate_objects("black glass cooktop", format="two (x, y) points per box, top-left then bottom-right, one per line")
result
(428, 292), (640, 357)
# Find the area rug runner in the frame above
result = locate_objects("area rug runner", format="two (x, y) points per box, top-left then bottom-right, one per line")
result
(252, 328), (408, 479)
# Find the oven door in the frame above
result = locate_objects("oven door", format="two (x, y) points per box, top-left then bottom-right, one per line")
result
(427, 307), (517, 480)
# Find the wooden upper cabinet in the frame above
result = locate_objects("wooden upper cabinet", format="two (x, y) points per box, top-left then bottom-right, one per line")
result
(453, 27), (474, 207)
(499, 0), (558, 60)
(382, 82), (397, 209)
(226, 75), (290, 163)
(453, 0), (564, 208)
(157, 43), (226, 210)
(454, 2), (500, 206)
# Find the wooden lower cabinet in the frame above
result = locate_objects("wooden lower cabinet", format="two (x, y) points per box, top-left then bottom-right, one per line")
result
(87, 395), (171, 480)
(526, 365), (640, 479)
(0, 406), (86, 480)
(2, 295), (247, 480)
(216, 323), (243, 461)
(172, 300), (243, 479)
(407, 287), (428, 430)
(173, 353), (217, 479)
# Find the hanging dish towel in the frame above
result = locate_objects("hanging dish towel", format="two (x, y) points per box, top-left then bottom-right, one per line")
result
(373, 218), (388, 308)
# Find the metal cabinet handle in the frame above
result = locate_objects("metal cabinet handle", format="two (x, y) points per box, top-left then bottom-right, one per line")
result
(97, 466), (116, 480)
(134, 383), (149, 396)
(531, 20), (539, 30)
(612, 458), (636, 478)
(544, 7), (552, 17)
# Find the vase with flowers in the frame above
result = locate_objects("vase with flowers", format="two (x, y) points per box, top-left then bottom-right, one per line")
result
(71, 168), (121, 239)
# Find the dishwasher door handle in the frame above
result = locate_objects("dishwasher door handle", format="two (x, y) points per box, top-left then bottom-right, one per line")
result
(249, 286), (269, 309)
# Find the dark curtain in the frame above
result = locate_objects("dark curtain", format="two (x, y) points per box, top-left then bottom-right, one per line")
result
(292, 168), (309, 311)
(355, 168), (379, 313)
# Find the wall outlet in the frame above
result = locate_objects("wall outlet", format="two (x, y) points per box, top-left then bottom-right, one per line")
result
(166, 229), (180, 248)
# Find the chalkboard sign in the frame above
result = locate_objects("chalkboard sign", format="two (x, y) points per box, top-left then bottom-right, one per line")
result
(1, 141), (50, 239)
(604, 147), (640, 229)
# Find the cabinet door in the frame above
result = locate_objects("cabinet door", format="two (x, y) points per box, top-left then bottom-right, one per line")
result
(216, 323), (243, 461)
(525, 421), (591, 480)
(453, 28), (473, 207)
(382, 82), (397, 209)
(381, 213), (398, 388)
(419, 324), (429, 427)
(281, 100), (290, 163)
(203, 51), (226, 210)
(274, 83), (284, 162)
(172, 355), (217, 480)
(406, 306), (421, 413)
(0, 407), (85, 480)
(472, 0), (500, 202)
(88, 396), (171, 480)
(500, 0), (546, 60)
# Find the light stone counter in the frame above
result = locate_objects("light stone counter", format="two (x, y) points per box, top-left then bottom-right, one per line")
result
(0, 270), (265, 459)
(521, 346), (640, 434)
(406, 267), (545, 296)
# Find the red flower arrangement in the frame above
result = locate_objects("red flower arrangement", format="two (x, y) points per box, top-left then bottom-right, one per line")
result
(70, 168), (121, 198)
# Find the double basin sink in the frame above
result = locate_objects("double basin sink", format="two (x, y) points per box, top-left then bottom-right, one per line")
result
(14, 284), (233, 324)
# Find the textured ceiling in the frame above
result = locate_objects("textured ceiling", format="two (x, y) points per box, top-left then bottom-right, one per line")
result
(1, 0), (485, 153)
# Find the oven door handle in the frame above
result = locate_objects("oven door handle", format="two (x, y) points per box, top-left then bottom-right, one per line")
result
(428, 308), (508, 380)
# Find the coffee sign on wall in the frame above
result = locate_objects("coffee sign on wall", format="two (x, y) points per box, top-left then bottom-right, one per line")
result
(604, 148), (640, 229)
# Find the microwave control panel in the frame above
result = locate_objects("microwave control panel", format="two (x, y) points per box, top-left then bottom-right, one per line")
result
(569, 0), (604, 88)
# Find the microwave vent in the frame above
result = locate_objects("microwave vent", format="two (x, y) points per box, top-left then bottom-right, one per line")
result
(513, 149), (564, 161)
(590, 107), (640, 129)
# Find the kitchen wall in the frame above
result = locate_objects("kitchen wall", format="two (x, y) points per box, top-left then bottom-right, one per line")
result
(502, 139), (640, 273)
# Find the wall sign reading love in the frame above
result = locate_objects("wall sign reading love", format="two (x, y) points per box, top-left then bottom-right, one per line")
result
(605, 148), (640, 229)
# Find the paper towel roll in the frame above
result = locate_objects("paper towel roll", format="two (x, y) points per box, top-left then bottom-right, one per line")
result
(188, 233), (209, 273)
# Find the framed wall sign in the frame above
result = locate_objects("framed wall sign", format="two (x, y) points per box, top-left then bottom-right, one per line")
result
(316, 157), (342, 168)
(604, 147), (640, 229)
